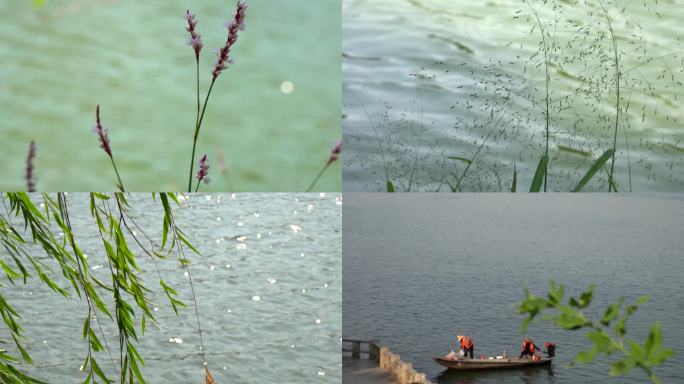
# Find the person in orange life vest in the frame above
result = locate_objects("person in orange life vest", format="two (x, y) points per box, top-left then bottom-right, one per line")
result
(544, 342), (557, 358)
(457, 335), (474, 359)
(520, 337), (541, 358)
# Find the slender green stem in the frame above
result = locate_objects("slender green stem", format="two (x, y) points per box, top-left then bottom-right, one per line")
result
(600, 1), (620, 192)
(194, 180), (200, 193)
(195, 60), (200, 128)
(188, 78), (216, 192)
(110, 156), (125, 192)
(530, 2), (551, 192)
(306, 163), (330, 192)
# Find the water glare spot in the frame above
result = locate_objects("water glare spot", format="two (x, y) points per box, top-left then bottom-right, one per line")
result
(168, 337), (183, 344)
(237, 222), (244, 227)
(217, 217), (222, 221)
(315, 319), (321, 324)
(319, 192), (326, 198)
(280, 81), (294, 94)
(252, 295), (261, 301)
(210, 265), (215, 270)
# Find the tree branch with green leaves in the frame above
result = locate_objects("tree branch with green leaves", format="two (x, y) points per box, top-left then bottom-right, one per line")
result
(0, 192), (205, 384)
(517, 281), (674, 383)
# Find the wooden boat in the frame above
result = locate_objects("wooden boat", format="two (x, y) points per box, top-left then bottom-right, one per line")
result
(433, 355), (553, 371)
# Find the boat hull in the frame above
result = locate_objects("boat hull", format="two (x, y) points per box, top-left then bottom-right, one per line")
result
(433, 356), (552, 371)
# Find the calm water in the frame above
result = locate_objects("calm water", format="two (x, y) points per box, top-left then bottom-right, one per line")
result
(343, 193), (684, 383)
(0, 0), (340, 191)
(3, 193), (342, 383)
(343, 0), (684, 192)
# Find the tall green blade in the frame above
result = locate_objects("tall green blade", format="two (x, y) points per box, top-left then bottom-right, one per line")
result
(529, 155), (548, 192)
(573, 149), (615, 192)
(386, 181), (395, 192)
(511, 162), (517, 192)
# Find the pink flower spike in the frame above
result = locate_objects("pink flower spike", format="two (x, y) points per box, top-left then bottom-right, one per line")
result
(25, 140), (36, 192)
(93, 105), (112, 158)
(185, 10), (203, 60)
(328, 140), (342, 165)
(212, 0), (248, 80)
(196, 154), (211, 185)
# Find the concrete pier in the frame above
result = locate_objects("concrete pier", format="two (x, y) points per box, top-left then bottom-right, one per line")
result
(343, 338), (433, 384)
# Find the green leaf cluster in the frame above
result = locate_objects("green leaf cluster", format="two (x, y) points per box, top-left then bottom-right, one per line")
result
(517, 280), (674, 383)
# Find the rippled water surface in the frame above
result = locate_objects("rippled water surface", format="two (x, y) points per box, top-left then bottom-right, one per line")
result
(3, 193), (342, 383)
(343, 0), (684, 191)
(0, 0), (340, 191)
(343, 193), (684, 383)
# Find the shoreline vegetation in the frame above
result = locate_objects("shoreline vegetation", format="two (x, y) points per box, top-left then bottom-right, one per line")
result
(343, 0), (683, 192)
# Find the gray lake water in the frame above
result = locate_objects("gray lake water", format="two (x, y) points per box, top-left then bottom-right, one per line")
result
(343, 0), (684, 192)
(343, 193), (684, 383)
(0, 0), (340, 191)
(2, 192), (342, 383)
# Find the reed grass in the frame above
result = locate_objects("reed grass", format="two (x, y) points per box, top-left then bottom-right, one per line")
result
(528, 0), (551, 192)
(597, 1), (621, 192)
(345, 0), (681, 192)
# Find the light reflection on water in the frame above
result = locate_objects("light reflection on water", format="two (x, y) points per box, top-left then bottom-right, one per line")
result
(343, 0), (684, 192)
(5, 193), (342, 383)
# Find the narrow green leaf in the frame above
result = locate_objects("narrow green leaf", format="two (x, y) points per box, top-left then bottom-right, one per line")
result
(529, 155), (548, 192)
(386, 181), (395, 192)
(446, 156), (472, 164)
(572, 148), (615, 192)
(511, 162), (517, 192)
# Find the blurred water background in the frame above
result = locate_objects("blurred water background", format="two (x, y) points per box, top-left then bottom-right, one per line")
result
(2, 192), (342, 382)
(0, 0), (340, 191)
(343, 0), (684, 192)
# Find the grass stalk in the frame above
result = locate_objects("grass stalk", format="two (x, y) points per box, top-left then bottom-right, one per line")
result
(598, 1), (621, 192)
(529, 1), (551, 192)
(110, 156), (125, 193)
(188, 79), (216, 192)
(306, 163), (330, 192)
